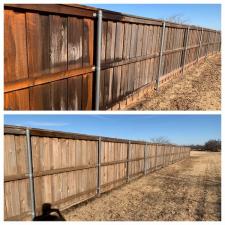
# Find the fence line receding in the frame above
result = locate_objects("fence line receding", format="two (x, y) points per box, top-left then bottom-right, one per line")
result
(4, 4), (221, 110)
(4, 125), (191, 220)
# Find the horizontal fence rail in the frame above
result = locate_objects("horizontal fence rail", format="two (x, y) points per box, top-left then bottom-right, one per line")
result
(4, 4), (221, 110)
(4, 125), (191, 220)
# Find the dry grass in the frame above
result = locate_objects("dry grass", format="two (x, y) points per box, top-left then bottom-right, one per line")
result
(63, 151), (221, 221)
(128, 54), (221, 110)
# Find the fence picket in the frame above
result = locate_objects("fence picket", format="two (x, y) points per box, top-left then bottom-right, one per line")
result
(4, 4), (221, 110)
(4, 125), (192, 220)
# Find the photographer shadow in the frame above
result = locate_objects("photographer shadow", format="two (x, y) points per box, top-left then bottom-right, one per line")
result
(33, 203), (66, 221)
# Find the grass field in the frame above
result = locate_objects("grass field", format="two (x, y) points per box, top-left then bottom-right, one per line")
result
(64, 151), (221, 221)
(128, 54), (221, 111)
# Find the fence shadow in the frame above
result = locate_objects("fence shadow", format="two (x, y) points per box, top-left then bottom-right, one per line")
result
(33, 203), (66, 221)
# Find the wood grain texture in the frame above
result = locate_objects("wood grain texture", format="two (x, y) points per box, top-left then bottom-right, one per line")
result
(4, 135), (31, 219)
(121, 23), (131, 97)
(112, 22), (124, 103)
(99, 21), (108, 109)
(4, 5), (220, 111)
(68, 75), (82, 110)
(4, 90), (30, 110)
(26, 13), (50, 77)
(4, 9), (29, 110)
(68, 17), (83, 70)
(68, 17), (83, 110)
(82, 73), (93, 110)
(104, 21), (116, 107)
(4, 10), (28, 82)
(29, 84), (51, 110)
(49, 15), (67, 73)
(4, 126), (190, 220)
(82, 19), (94, 110)
(49, 15), (68, 110)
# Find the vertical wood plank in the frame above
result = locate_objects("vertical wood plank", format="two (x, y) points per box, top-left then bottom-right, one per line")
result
(4, 10), (28, 82)
(104, 21), (116, 107)
(99, 21), (108, 109)
(112, 22), (124, 103)
(82, 18), (94, 110)
(68, 17), (83, 110)
(50, 15), (68, 110)
(121, 23), (131, 97)
(26, 12), (51, 110)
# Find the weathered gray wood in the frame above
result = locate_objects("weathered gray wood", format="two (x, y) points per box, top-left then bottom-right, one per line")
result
(4, 125), (191, 221)
(126, 141), (131, 182)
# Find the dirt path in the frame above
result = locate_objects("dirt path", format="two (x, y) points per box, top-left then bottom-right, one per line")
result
(63, 151), (221, 221)
(128, 54), (221, 110)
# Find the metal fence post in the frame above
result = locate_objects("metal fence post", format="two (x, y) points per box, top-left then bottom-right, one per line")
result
(205, 32), (210, 59)
(126, 141), (131, 182)
(156, 21), (166, 90)
(219, 32), (221, 52)
(144, 142), (147, 175)
(197, 28), (203, 62)
(162, 145), (165, 167)
(219, 32), (221, 53)
(216, 31), (219, 53)
(154, 144), (158, 170)
(97, 137), (101, 197)
(171, 146), (173, 164)
(94, 10), (102, 110)
(181, 26), (190, 76)
(213, 31), (217, 54)
(26, 128), (36, 219)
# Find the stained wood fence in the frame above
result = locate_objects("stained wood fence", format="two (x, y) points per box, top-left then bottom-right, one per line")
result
(4, 125), (191, 220)
(4, 4), (221, 110)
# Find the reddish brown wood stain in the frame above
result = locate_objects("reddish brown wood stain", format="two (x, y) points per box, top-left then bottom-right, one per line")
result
(4, 4), (221, 110)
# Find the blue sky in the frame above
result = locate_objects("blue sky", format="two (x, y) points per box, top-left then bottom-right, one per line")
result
(4, 115), (221, 145)
(86, 4), (221, 30)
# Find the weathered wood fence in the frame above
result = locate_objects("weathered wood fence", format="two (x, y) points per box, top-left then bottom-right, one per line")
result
(4, 4), (221, 110)
(4, 125), (191, 220)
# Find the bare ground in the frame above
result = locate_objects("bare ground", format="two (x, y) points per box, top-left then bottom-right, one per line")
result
(128, 54), (221, 110)
(63, 151), (221, 221)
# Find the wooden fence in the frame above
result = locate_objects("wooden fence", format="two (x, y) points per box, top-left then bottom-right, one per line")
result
(4, 125), (191, 220)
(4, 4), (221, 110)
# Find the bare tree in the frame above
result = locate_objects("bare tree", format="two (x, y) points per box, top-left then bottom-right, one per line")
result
(149, 136), (172, 144)
(165, 14), (190, 25)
